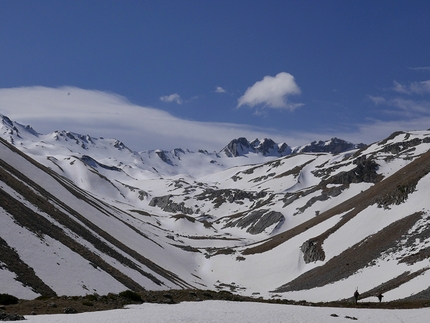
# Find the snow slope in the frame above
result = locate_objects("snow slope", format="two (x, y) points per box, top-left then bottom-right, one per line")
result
(1, 114), (430, 303)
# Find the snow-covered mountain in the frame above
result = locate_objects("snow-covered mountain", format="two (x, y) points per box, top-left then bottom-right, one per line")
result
(1, 113), (430, 304)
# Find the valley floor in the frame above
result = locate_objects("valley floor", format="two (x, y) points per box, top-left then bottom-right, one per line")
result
(2, 289), (430, 318)
(21, 299), (430, 323)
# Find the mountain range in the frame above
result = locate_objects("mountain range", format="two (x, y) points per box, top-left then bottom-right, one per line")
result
(1, 113), (430, 303)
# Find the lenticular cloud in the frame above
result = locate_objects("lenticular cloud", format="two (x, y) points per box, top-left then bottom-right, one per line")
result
(237, 72), (301, 109)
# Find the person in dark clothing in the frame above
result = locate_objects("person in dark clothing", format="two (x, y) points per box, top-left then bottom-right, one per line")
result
(354, 289), (359, 304)
(377, 293), (384, 302)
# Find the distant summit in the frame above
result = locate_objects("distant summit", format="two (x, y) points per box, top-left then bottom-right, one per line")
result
(1, 113), (39, 141)
(221, 137), (291, 157)
(292, 137), (366, 154)
(220, 137), (364, 158)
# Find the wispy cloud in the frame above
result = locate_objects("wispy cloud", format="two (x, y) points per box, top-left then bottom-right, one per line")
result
(351, 69), (430, 146)
(344, 117), (430, 144)
(368, 95), (387, 105)
(393, 80), (430, 95)
(368, 77), (430, 126)
(215, 86), (226, 93)
(386, 98), (430, 118)
(237, 72), (302, 110)
(160, 93), (182, 104)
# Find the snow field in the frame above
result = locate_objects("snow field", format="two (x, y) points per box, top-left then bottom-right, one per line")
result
(25, 300), (430, 323)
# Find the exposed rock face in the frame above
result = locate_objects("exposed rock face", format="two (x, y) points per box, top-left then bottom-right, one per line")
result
(149, 195), (194, 214)
(63, 307), (78, 314)
(195, 189), (267, 209)
(380, 135), (430, 155)
(225, 210), (285, 235)
(277, 142), (292, 156)
(0, 312), (25, 321)
(80, 155), (122, 171)
(221, 137), (291, 157)
(112, 140), (129, 151)
(155, 150), (173, 165)
(138, 190), (148, 201)
(221, 137), (253, 157)
(221, 137), (363, 158)
(294, 185), (344, 214)
(328, 156), (380, 185)
(294, 137), (366, 155)
(173, 148), (185, 160)
(149, 195), (171, 209)
(375, 183), (417, 209)
(300, 240), (325, 263)
(249, 138), (292, 156)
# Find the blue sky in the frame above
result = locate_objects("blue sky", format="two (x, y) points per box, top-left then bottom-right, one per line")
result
(1, 1), (430, 151)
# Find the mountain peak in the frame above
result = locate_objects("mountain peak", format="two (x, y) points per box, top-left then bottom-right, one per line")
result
(1, 113), (39, 139)
(220, 137), (291, 157)
(1, 114), (14, 128)
(220, 136), (364, 158)
(293, 137), (366, 154)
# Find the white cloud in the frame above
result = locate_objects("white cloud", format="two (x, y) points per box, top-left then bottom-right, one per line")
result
(368, 95), (386, 105)
(342, 117), (430, 144)
(0, 86), (295, 151)
(370, 80), (430, 119)
(410, 80), (430, 94)
(160, 93), (182, 104)
(237, 72), (302, 110)
(393, 80), (430, 95)
(389, 98), (430, 115)
(369, 97), (430, 120)
(215, 86), (226, 93)
(393, 81), (410, 94)
(285, 114), (430, 149)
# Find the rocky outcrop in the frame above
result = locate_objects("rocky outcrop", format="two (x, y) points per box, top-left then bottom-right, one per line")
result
(0, 312), (25, 321)
(149, 195), (193, 214)
(381, 136), (430, 155)
(80, 155), (122, 171)
(327, 156), (381, 185)
(196, 189), (267, 209)
(375, 183), (417, 209)
(221, 138), (291, 157)
(221, 137), (253, 157)
(294, 185), (344, 214)
(155, 150), (174, 165)
(224, 210), (285, 235)
(249, 138), (292, 156)
(300, 240), (325, 263)
(294, 137), (366, 155)
(221, 137), (364, 158)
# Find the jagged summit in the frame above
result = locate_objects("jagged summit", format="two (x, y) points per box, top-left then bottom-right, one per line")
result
(292, 137), (366, 154)
(0, 113), (365, 178)
(1, 113), (364, 162)
(221, 137), (292, 157)
(220, 136), (364, 158)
